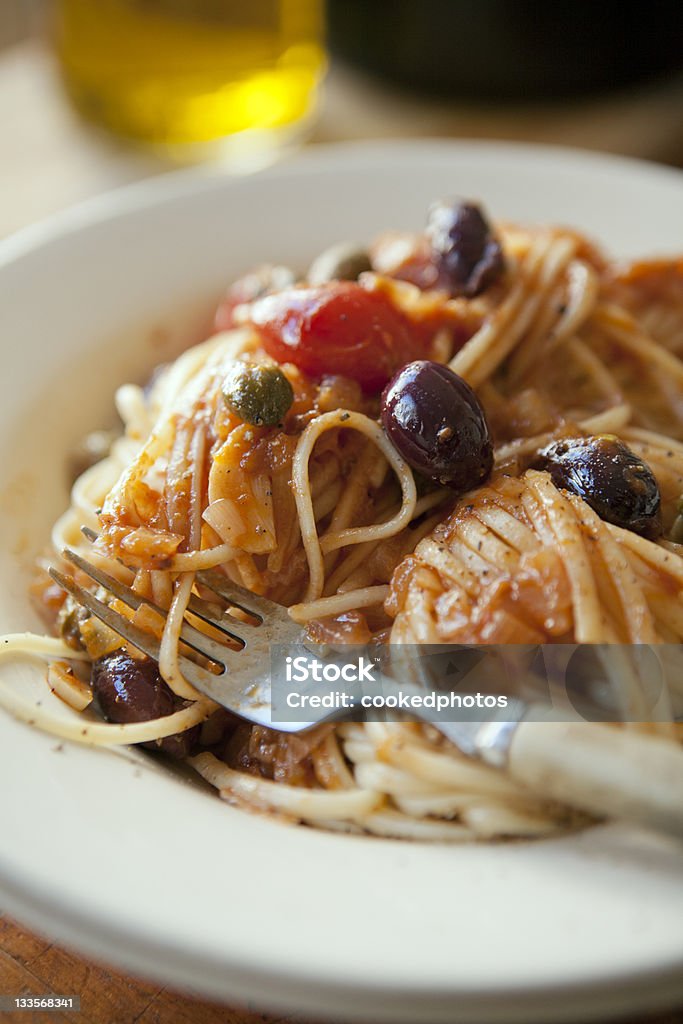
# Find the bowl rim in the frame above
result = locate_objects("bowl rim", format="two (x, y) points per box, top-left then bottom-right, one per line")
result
(3, 136), (683, 268)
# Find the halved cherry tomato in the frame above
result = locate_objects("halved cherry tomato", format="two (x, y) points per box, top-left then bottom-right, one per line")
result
(245, 282), (425, 393)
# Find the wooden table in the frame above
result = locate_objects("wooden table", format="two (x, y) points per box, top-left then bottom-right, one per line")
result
(1, 913), (297, 1023)
(1, 40), (683, 1024)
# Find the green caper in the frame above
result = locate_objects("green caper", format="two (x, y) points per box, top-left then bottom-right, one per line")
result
(307, 242), (372, 285)
(57, 598), (87, 652)
(222, 363), (294, 427)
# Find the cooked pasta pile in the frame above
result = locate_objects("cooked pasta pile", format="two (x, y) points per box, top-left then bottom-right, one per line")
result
(2, 205), (683, 841)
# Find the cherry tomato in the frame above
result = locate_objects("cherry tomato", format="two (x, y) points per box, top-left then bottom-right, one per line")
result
(246, 282), (425, 392)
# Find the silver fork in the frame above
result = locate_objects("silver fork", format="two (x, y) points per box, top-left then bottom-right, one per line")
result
(50, 545), (304, 730)
(49, 544), (683, 838)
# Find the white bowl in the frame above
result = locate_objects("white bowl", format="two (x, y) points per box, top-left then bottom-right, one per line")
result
(1, 141), (682, 1024)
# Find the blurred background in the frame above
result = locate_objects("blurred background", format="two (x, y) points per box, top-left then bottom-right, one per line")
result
(1, 0), (683, 237)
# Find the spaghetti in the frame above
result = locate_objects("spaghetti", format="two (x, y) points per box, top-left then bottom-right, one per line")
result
(2, 202), (683, 841)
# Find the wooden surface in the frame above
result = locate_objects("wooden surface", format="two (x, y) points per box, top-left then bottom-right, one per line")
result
(0, 914), (301, 1024)
(2, 37), (683, 1024)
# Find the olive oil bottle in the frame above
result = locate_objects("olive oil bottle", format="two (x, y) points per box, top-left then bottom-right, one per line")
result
(56, 0), (326, 159)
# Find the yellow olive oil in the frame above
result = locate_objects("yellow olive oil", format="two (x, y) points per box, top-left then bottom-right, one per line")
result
(56, 0), (326, 157)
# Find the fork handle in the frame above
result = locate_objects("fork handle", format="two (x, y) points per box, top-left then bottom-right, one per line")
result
(501, 720), (683, 839)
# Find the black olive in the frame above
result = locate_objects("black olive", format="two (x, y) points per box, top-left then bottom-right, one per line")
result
(91, 651), (199, 758)
(426, 200), (505, 297)
(222, 363), (294, 427)
(381, 360), (493, 492)
(536, 435), (662, 539)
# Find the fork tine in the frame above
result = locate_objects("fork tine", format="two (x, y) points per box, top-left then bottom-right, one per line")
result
(80, 526), (265, 632)
(50, 561), (317, 729)
(50, 567), (163, 661)
(74, 528), (301, 662)
(49, 567), (295, 721)
(61, 548), (250, 670)
(48, 567), (228, 693)
(197, 568), (294, 627)
(63, 547), (246, 650)
(187, 593), (240, 630)
(63, 547), (145, 613)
